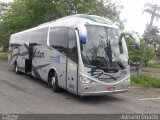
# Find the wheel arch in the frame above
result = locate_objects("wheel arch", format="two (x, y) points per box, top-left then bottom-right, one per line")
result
(47, 67), (57, 86)
(14, 60), (17, 68)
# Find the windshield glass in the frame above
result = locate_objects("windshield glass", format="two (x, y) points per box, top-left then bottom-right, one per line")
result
(81, 25), (128, 70)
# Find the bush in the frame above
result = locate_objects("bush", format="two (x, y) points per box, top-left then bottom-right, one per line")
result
(126, 37), (155, 66)
(0, 52), (8, 59)
(131, 73), (160, 88)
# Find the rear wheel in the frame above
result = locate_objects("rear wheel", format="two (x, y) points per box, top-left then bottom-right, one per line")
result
(48, 72), (60, 92)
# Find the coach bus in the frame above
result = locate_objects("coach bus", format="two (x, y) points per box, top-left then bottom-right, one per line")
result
(8, 14), (140, 96)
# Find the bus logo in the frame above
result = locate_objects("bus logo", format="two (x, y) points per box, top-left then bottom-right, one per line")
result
(56, 54), (60, 63)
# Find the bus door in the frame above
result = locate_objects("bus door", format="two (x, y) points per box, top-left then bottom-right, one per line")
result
(66, 29), (78, 94)
(24, 43), (35, 74)
(17, 43), (32, 73)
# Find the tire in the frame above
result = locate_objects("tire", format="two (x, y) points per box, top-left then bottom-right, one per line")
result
(15, 62), (20, 74)
(48, 72), (60, 92)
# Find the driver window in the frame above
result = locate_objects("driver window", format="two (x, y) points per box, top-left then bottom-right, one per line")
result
(68, 29), (78, 63)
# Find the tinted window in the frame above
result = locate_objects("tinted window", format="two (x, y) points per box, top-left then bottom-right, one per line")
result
(11, 27), (48, 45)
(68, 29), (78, 63)
(26, 27), (48, 44)
(49, 27), (69, 54)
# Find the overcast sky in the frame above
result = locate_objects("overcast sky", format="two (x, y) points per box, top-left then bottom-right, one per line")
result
(0, 0), (160, 36)
(0, 0), (13, 3)
(120, 0), (160, 35)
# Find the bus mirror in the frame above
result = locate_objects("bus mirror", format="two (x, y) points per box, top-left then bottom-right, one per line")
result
(131, 33), (140, 49)
(120, 32), (140, 49)
(76, 25), (87, 44)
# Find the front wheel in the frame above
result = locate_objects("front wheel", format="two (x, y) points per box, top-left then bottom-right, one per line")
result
(49, 72), (60, 92)
(15, 62), (20, 74)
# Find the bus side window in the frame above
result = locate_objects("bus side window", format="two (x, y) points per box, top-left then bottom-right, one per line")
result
(68, 29), (78, 63)
(49, 27), (68, 55)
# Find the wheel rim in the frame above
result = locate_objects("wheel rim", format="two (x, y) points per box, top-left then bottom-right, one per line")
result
(51, 76), (55, 87)
(15, 65), (18, 72)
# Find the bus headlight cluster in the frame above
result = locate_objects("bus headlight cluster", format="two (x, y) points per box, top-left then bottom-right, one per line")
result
(80, 76), (97, 85)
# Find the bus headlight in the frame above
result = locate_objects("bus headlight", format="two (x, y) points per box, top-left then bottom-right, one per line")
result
(80, 76), (97, 85)
(124, 77), (130, 84)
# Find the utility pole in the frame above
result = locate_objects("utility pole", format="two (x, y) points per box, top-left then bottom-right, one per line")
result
(138, 3), (160, 74)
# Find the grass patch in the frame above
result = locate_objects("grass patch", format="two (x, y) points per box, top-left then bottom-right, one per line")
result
(0, 52), (8, 59)
(149, 63), (160, 68)
(131, 73), (160, 88)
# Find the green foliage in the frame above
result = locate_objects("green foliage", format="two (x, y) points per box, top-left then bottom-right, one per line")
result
(148, 63), (160, 68)
(0, 0), (58, 50)
(144, 45), (155, 65)
(154, 35), (160, 44)
(156, 47), (160, 57)
(126, 36), (140, 63)
(131, 73), (160, 88)
(1, 0), (56, 31)
(90, 0), (125, 29)
(126, 37), (155, 66)
(0, 40), (7, 51)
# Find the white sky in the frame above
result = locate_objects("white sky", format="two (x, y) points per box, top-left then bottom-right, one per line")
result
(0, 0), (160, 36)
(0, 0), (13, 3)
(120, 0), (160, 36)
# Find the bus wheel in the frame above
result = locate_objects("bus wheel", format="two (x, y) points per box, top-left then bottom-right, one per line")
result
(50, 73), (60, 92)
(15, 62), (20, 74)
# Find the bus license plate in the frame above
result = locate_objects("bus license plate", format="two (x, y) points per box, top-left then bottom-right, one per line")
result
(107, 87), (115, 92)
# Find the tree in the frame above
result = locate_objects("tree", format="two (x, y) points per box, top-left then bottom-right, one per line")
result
(126, 36), (155, 66)
(139, 3), (160, 74)
(89, 0), (125, 29)
(156, 47), (160, 58)
(0, 0), (58, 50)
(149, 26), (160, 51)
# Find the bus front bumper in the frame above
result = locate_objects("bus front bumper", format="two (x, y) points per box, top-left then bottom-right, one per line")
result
(78, 78), (130, 96)
(78, 89), (128, 96)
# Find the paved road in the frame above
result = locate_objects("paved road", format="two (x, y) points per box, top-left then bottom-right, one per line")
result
(0, 59), (160, 114)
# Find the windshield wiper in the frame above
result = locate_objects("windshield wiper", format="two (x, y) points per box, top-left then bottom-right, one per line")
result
(93, 66), (120, 72)
(116, 60), (126, 69)
(88, 69), (117, 80)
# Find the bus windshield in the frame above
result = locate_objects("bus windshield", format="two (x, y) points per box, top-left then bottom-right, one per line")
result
(81, 25), (128, 71)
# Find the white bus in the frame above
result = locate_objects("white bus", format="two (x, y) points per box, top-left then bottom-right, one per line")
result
(8, 14), (140, 96)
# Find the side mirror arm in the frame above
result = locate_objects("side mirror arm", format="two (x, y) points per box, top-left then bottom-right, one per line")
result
(119, 32), (140, 49)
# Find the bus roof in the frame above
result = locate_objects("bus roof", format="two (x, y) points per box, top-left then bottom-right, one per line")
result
(12, 14), (118, 37)
(48, 14), (118, 28)
(54, 14), (115, 26)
